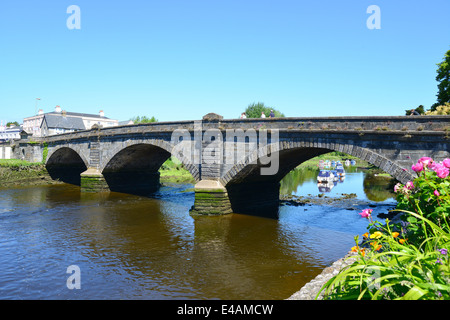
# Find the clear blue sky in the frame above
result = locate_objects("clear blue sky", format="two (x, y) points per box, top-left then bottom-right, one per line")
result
(1, 0), (449, 124)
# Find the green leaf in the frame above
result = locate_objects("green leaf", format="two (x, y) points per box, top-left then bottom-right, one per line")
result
(400, 286), (428, 300)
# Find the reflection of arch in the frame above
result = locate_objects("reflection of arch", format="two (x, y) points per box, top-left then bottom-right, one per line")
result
(45, 147), (88, 185)
(221, 141), (413, 186)
(100, 140), (199, 181)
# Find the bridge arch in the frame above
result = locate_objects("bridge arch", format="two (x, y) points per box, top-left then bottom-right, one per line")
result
(218, 140), (413, 217)
(100, 139), (200, 180)
(99, 140), (200, 195)
(220, 140), (413, 187)
(46, 146), (89, 185)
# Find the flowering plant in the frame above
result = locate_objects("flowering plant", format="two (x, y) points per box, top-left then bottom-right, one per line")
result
(318, 156), (450, 300)
(395, 157), (450, 243)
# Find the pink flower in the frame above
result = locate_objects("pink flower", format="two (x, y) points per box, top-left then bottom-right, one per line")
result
(435, 165), (449, 179)
(359, 209), (373, 218)
(412, 162), (423, 172)
(394, 183), (402, 193)
(434, 190), (440, 197)
(443, 158), (450, 168)
(418, 157), (433, 168)
(405, 181), (414, 190)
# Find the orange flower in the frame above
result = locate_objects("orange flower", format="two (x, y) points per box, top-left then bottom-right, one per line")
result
(392, 232), (400, 238)
(370, 241), (382, 251)
(399, 238), (407, 244)
(351, 246), (359, 252)
(363, 232), (369, 238)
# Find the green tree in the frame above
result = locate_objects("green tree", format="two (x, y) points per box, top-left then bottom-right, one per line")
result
(244, 102), (285, 118)
(431, 49), (450, 111)
(130, 115), (158, 124)
(6, 121), (19, 127)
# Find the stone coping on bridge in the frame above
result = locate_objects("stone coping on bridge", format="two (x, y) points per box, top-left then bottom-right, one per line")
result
(21, 114), (450, 143)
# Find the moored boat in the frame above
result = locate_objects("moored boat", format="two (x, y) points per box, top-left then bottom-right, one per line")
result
(317, 170), (335, 183)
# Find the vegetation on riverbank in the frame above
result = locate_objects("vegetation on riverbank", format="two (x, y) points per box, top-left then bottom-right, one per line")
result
(319, 156), (450, 300)
(0, 159), (58, 187)
(297, 151), (371, 170)
(159, 157), (196, 184)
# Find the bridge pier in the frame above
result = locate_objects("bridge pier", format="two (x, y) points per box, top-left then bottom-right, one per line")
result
(80, 168), (109, 192)
(190, 180), (233, 216)
(189, 180), (280, 218)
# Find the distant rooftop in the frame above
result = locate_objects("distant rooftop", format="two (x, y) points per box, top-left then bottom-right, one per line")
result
(41, 114), (86, 130)
(46, 111), (110, 119)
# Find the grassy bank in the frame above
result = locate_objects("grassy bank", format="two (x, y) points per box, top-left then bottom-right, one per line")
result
(159, 157), (196, 183)
(0, 159), (59, 187)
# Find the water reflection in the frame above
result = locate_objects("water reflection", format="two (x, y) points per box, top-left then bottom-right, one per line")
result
(0, 184), (339, 299)
(0, 167), (396, 300)
(280, 166), (396, 203)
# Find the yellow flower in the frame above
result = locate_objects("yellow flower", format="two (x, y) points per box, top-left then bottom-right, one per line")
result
(363, 232), (369, 238)
(370, 231), (382, 239)
(392, 232), (399, 238)
(351, 246), (359, 252)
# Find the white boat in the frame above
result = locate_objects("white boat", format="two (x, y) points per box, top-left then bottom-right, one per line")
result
(331, 170), (339, 181)
(317, 170), (335, 183)
(335, 165), (346, 177)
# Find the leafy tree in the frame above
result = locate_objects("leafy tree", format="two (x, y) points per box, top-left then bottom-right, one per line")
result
(244, 102), (285, 118)
(130, 115), (158, 124)
(425, 102), (450, 115)
(431, 49), (450, 111)
(6, 121), (19, 127)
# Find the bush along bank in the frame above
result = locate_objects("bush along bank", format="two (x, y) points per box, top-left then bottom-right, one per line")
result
(318, 156), (450, 300)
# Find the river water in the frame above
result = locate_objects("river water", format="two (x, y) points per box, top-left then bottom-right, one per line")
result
(0, 167), (396, 300)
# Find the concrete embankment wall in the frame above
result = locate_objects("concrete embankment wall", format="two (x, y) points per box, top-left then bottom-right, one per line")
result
(0, 145), (12, 159)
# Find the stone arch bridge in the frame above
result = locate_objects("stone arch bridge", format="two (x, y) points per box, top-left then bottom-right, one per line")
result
(15, 114), (450, 217)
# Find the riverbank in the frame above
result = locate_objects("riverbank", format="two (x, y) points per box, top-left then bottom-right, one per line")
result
(159, 158), (196, 184)
(0, 158), (196, 187)
(287, 251), (358, 300)
(0, 160), (62, 188)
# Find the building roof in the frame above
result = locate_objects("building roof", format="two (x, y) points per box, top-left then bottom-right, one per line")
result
(46, 111), (110, 119)
(41, 114), (86, 130)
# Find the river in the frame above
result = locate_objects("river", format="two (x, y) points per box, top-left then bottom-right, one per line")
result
(0, 166), (396, 300)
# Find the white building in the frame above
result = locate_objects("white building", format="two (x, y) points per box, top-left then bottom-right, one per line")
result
(23, 106), (119, 137)
(0, 126), (21, 142)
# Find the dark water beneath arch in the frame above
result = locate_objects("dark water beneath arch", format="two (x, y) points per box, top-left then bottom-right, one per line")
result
(0, 167), (396, 300)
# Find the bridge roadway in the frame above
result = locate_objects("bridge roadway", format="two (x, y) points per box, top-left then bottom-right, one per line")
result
(15, 113), (450, 217)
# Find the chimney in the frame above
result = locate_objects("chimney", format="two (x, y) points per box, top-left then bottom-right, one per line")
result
(38, 109), (44, 115)
(55, 105), (62, 113)
(99, 110), (105, 117)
